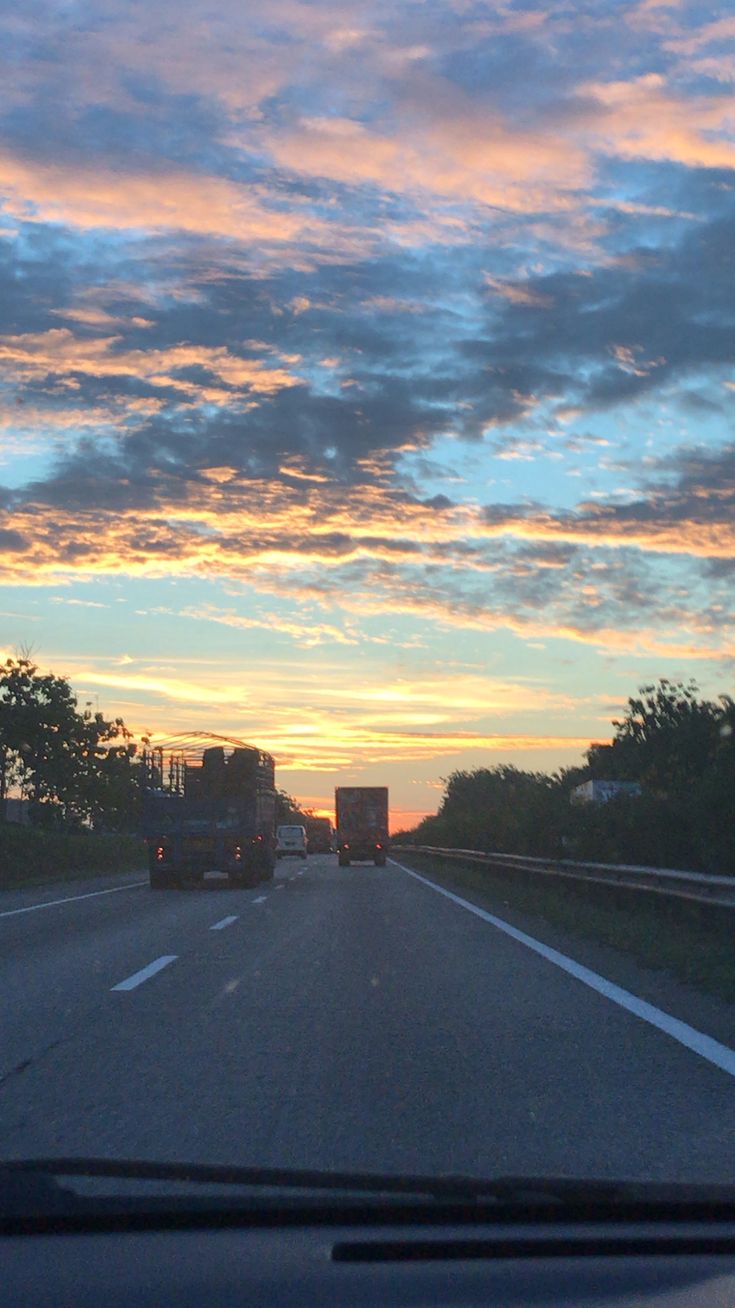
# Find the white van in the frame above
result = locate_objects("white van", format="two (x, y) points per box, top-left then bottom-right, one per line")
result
(276, 824), (308, 859)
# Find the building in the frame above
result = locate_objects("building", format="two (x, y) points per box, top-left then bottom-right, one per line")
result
(570, 780), (642, 806)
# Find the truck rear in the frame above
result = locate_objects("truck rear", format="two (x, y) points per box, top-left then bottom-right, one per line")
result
(305, 815), (333, 854)
(335, 786), (389, 866)
(143, 738), (276, 889)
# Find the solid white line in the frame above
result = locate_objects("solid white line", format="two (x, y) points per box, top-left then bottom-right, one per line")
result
(390, 858), (735, 1081)
(210, 915), (238, 930)
(274, 885), (284, 891)
(252, 895), (268, 904)
(111, 955), (178, 992)
(0, 879), (148, 920)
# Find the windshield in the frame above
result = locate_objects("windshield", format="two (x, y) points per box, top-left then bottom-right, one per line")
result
(1, 0), (735, 1196)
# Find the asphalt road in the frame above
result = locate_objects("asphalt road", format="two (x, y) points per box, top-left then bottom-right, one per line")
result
(3, 853), (735, 1181)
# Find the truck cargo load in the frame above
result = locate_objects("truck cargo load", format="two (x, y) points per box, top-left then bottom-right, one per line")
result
(335, 786), (389, 867)
(142, 734), (276, 889)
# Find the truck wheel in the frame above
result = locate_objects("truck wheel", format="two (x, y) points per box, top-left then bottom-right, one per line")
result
(338, 854), (350, 867)
(374, 856), (386, 867)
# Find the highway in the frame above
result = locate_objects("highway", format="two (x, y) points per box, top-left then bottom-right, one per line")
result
(3, 853), (735, 1180)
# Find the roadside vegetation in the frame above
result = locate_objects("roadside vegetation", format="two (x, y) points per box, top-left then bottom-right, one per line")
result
(395, 680), (735, 877)
(0, 824), (145, 890)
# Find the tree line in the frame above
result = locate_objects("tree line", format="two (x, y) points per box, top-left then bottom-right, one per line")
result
(396, 680), (735, 875)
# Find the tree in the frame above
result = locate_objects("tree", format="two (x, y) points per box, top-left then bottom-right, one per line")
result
(275, 788), (306, 825)
(413, 764), (565, 857)
(398, 680), (735, 873)
(599, 679), (720, 795)
(0, 657), (82, 822)
(0, 656), (138, 829)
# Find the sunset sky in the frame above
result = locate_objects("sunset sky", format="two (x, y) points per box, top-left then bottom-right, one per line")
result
(1, 0), (734, 827)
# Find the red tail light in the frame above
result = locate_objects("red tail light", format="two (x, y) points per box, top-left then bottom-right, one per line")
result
(376, 843), (383, 850)
(343, 843), (350, 850)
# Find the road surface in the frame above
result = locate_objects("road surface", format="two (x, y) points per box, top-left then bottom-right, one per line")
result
(2, 853), (735, 1180)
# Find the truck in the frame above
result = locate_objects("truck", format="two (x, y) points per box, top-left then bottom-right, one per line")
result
(304, 815), (333, 854)
(142, 735), (276, 889)
(335, 786), (389, 867)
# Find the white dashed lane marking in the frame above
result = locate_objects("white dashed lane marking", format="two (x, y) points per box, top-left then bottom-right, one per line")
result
(111, 955), (178, 992)
(210, 915), (238, 931)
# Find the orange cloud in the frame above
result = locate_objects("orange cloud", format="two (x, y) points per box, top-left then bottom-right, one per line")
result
(264, 108), (588, 215)
(0, 328), (302, 400)
(478, 503), (735, 560)
(580, 73), (735, 170)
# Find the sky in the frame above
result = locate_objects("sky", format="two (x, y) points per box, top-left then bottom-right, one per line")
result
(0, 0), (734, 828)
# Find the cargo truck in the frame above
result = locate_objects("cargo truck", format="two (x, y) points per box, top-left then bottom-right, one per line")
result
(335, 786), (389, 866)
(143, 736), (276, 889)
(305, 815), (333, 854)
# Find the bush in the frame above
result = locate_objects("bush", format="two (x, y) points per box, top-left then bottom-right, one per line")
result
(0, 822), (146, 889)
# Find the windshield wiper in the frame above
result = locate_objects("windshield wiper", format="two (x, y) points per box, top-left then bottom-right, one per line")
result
(5, 1158), (735, 1210)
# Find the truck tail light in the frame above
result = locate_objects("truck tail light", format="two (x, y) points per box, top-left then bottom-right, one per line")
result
(376, 842), (383, 850)
(343, 843), (350, 850)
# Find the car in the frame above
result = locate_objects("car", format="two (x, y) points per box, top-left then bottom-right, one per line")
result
(276, 824), (308, 859)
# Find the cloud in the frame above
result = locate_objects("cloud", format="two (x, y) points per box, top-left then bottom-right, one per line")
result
(0, 150), (325, 247)
(0, 327), (302, 402)
(480, 442), (735, 561)
(262, 106), (588, 215)
(579, 73), (735, 171)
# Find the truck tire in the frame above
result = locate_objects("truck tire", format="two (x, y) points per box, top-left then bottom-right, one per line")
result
(338, 854), (350, 867)
(374, 855), (386, 867)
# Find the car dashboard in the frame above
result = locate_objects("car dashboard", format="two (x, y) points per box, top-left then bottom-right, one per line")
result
(6, 1207), (735, 1307)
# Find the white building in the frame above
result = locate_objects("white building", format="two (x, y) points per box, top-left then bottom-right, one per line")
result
(570, 779), (642, 805)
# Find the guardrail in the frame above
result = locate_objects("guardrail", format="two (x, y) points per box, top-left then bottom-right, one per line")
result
(394, 845), (735, 910)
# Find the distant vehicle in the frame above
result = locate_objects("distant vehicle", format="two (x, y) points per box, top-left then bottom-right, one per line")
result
(142, 736), (276, 889)
(335, 786), (389, 867)
(276, 824), (308, 858)
(305, 816), (333, 854)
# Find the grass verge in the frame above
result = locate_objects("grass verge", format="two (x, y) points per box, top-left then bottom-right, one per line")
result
(394, 849), (735, 1005)
(0, 823), (146, 890)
